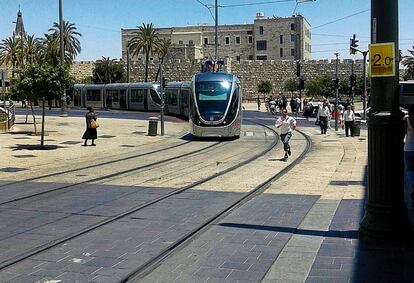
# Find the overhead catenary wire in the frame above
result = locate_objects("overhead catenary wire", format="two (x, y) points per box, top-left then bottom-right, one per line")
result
(312, 9), (369, 30)
(194, 0), (215, 20)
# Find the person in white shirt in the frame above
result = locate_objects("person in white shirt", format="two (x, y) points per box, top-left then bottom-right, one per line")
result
(405, 104), (414, 200)
(317, 101), (330, 134)
(343, 105), (355, 137)
(276, 109), (297, 161)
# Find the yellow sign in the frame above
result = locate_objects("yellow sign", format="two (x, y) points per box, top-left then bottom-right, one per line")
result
(369, 42), (395, 77)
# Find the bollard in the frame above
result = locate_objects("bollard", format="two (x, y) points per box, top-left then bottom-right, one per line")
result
(148, 117), (159, 136)
(353, 120), (361, 136)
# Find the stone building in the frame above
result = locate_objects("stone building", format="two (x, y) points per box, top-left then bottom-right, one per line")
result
(121, 13), (311, 62)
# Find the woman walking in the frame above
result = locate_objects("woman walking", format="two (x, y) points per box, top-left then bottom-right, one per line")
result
(405, 104), (414, 200)
(82, 107), (98, 146)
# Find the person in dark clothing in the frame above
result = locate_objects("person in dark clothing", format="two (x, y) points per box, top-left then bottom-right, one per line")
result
(82, 107), (98, 146)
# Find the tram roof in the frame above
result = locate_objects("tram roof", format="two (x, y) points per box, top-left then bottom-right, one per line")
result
(166, 81), (191, 88)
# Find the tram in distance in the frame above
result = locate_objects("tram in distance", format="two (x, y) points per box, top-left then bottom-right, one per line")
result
(189, 71), (242, 138)
(70, 83), (162, 111)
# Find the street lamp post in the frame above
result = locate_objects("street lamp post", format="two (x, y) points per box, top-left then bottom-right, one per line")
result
(334, 52), (339, 131)
(59, 0), (68, 117)
(159, 62), (165, 136)
(214, 0), (218, 61)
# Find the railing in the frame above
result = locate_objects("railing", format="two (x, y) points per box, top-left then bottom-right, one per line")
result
(0, 102), (15, 132)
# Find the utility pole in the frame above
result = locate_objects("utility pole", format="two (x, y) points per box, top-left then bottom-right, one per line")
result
(1, 70), (5, 110)
(126, 48), (130, 83)
(359, 0), (412, 240)
(334, 52), (339, 131)
(159, 62), (165, 136)
(362, 51), (368, 119)
(59, 0), (68, 117)
(214, 0), (218, 61)
(350, 60), (354, 105)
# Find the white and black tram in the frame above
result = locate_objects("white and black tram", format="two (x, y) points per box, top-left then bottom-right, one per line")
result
(189, 71), (242, 138)
(164, 81), (191, 118)
(71, 83), (161, 111)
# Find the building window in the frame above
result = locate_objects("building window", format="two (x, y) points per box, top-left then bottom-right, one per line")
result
(225, 37), (230, 45)
(248, 35), (253, 44)
(280, 35), (283, 44)
(259, 26), (264, 35)
(203, 37), (208, 45)
(291, 48), (295, 56)
(179, 40), (183, 44)
(280, 48), (283, 57)
(236, 36), (241, 44)
(256, 40), (267, 51)
(291, 23), (295, 31)
(248, 55), (253, 60)
(236, 55), (240, 62)
(247, 30), (253, 35)
(256, 55), (267, 60)
(189, 40), (193, 44)
(291, 34), (295, 42)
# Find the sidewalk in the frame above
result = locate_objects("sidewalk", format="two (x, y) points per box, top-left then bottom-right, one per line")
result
(141, 125), (414, 283)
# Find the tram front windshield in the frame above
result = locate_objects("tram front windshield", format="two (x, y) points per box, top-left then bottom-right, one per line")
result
(195, 81), (232, 119)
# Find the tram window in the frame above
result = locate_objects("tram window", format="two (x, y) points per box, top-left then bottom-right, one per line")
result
(86, 89), (101, 101)
(196, 81), (231, 101)
(150, 89), (161, 104)
(166, 89), (178, 105)
(130, 89), (145, 103)
(402, 84), (414, 96)
(112, 91), (119, 102)
(181, 89), (189, 106)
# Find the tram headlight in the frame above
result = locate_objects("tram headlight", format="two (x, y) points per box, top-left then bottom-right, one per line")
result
(220, 81), (231, 89)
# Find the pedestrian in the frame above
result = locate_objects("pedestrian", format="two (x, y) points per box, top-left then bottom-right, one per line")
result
(265, 96), (269, 112)
(257, 95), (261, 111)
(317, 101), (330, 135)
(296, 96), (301, 112)
(82, 107), (98, 146)
(290, 97), (295, 113)
(276, 109), (297, 161)
(343, 105), (355, 137)
(405, 104), (414, 200)
(269, 99), (276, 115)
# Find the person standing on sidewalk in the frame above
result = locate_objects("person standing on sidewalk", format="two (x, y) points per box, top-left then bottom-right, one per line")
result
(317, 101), (330, 135)
(343, 105), (355, 137)
(82, 107), (98, 146)
(276, 109), (297, 161)
(405, 104), (414, 200)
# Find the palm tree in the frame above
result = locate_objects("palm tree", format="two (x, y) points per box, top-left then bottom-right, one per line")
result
(24, 34), (41, 65)
(0, 37), (20, 76)
(95, 56), (116, 84)
(44, 20), (81, 65)
(128, 23), (159, 82)
(154, 38), (172, 82)
(402, 46), (414, 80)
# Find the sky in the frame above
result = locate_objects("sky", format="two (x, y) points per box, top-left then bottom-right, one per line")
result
(0, 0), (413, 61)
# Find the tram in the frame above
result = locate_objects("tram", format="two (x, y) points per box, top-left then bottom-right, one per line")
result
(71, 83), (161, 111)
(189, 70), (242, 138)
(400, 81), (414, 107)
(164, 81), (191, 118)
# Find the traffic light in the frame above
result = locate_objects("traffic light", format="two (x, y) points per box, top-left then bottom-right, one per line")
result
(350, 74), (356, 88)
(296, 61), (301, 77)
(350, 34), (358, 55)
(299, 77), (305, 90)
(333, 78), (339, 88)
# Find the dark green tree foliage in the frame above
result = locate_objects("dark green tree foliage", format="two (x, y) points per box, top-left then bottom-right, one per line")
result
(284, 78), (298, 94)
(402, 46), (414, 80)
(93, 57), (125, 84)
(339, 78), (350, 95)
(11, 63), (73, 146)
(305, 75), (335, 98)
(257, 80), (272, 95)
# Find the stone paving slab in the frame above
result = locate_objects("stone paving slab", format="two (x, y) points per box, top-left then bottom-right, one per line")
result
(0, 189), (244, 282)
(140, 194), (319, 283)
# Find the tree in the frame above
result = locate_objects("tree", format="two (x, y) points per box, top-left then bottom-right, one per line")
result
(11, 63), (73, 147)
(402, 46), (414, 81)
(305, 76), (335, 98)
(154, 38), (172, 82)
(257, 80), (272, 99)
(93, 56), (125, 84)
(0, 37), (20, 76)
(128, 23), (159, 82)
(284, 78), (298, 96)
(339, 78), (350, 95)
(23, 34), (41, 65)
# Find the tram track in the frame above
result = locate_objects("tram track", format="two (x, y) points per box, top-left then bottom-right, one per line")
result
(0, 138), (194, 189)
(0, 122), (279, 273)
(121, 127), (312, 283)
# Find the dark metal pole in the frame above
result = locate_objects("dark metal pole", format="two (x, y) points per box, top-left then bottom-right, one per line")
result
(127, 48), (130, 83)
(360, 0), (412, 240)
(334, 52), (339, 131)
(362, 51), (368, 119)
(160, 63), (165, 136)
(351, 59), (354, 105)
(214, 0), (218, 61)
(59, 0), (67, 117)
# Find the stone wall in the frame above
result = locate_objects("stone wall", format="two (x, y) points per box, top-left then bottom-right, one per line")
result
(70, 59), (366, 100)
(70, 61), (94, 82)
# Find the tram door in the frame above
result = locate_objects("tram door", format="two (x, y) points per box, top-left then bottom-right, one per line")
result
(144, 89), (148, 110)
(74, 89), (81, 107)
(105, 90), (113, 109)
(120, 89), (127, 109)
